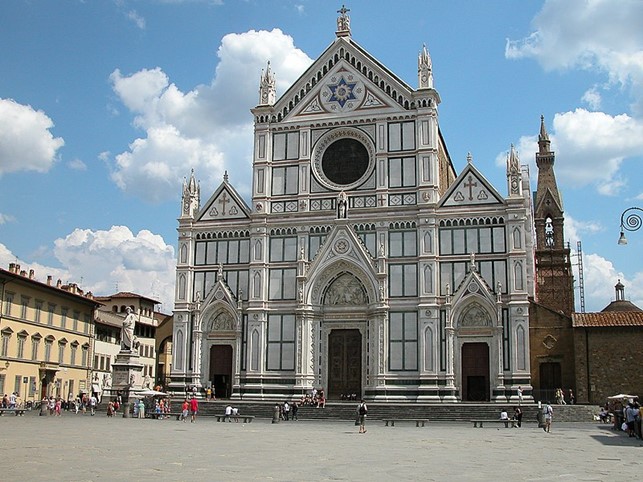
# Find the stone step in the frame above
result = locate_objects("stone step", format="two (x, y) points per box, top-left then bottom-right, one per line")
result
(132, 400), (596, 423)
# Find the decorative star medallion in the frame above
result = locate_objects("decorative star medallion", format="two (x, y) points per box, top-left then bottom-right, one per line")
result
(328, 76), (357, 108)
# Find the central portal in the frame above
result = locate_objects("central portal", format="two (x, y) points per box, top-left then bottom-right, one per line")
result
(461, 342), (490, 401)
(209, 345), (232, 399)
(327, 329), (361, 399)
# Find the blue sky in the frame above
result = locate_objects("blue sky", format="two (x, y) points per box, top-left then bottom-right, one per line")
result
(1, 0), (642, 313)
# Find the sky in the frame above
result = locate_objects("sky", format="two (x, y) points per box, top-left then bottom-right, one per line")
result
(1, 0), (642, 314)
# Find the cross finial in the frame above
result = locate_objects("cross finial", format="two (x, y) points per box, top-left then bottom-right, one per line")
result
(224, 170), (229, 183)
(336, 4), (351, 37)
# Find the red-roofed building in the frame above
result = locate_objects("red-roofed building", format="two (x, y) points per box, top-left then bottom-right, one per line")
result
(572, 281), (643, 404)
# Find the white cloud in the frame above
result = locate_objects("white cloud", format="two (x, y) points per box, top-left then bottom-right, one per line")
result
(504, 110), (643, 196)
(564, 214), (603, 246)
(68, 158), (87, 171)
(581, 253), (643, 312)
(505, 0), (643, 197)
(505, 0), (643, 113)
(0, 98), (65, 176)
(0, 213), (15, 225)
(109, 29), (313, 203)
(127, 10), (146, 30)
(581, 86), (602, 110)
(551, 109), (643, 192)
(52, 226), (176, 311)
(0, 227), (177, 313)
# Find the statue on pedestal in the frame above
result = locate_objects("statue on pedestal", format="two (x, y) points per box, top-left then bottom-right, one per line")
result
(121, 307), (139, 352)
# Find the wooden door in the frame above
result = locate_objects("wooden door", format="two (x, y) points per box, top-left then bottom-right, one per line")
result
(461, 342), (490, 401)
(327, 329), (361, 399)
(209, 345), (232, 399)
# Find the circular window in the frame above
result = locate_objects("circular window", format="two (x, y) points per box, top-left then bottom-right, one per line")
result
(322, 139), (369, 185)
(312, 127), (375, 190)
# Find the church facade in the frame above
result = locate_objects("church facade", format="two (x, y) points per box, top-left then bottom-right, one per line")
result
(170, 9), (535, 402)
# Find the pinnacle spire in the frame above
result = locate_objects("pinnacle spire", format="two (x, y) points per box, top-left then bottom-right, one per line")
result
(418, 43), (433, 89)
(538, 115), (551, 154)
(259, 61), (276, 105)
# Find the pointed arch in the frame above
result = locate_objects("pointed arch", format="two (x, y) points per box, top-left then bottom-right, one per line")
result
(423, 231), (433, 253)
(254, 239), (263, 260)
(514, 261), (524, 291)
(175, 329), (184, 371)
(180, 243), (188, 264)
(252, 271), (262, 298)
(512, 227), (522, 249)
(516, 325), (526, 371)
(423, 264), (434, 294)
(250, 329), (260, 371)
(178, 274), (186, 300)
(323, 272), (368, 305)
(424, 326), (434, 372)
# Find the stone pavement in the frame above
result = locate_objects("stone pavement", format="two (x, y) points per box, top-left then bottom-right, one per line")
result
(0, 413), (640, 481)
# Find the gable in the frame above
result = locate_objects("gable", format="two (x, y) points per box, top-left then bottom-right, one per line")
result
(286, 63), (402, 121)
(274, 37), (419, 123)
(534, 187), (563, 217)
(197, 182), (250, 222)
(440, 163), (504, 207)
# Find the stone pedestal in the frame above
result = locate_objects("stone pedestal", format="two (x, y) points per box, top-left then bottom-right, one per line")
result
(111, 350), (144, 418)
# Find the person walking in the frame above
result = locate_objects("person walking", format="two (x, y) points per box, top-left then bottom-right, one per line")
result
(543, 402), (553, 433)
(513, 406), (523, 428)
(291, 402), (298, 421)
(89, 394), (97, 416)
(357, 399), (368, 433)
(190, 395), (199, 423)
(181, 399), (189, 422)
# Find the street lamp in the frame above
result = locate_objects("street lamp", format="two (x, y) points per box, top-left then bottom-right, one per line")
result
(618, 207), (643, 245)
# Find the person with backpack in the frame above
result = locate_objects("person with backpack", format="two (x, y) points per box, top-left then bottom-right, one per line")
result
(357, 399), (368, 433)
(543, 402), (553, 433)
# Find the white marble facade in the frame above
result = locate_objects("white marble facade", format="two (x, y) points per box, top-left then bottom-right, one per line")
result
(170, 9), (534, 402)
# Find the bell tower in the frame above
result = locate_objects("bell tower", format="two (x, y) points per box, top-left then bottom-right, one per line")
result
(533, 116), (574, 315)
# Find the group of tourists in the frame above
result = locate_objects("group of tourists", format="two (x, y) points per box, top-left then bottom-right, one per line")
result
(499, 407), (524, 428)
(1, 392), (19, 409)
(179, 396), (199, 423)
(277, 400), (299, 421)
(555, 388), (575, 405)
(298, 388), (326, 408)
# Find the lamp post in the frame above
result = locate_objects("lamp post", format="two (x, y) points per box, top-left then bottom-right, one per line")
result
(617, 207), (643, 245)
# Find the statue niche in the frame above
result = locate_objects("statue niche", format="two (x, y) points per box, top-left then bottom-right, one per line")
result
(323, 272), (368, 306)
(459, 302), (492, 327)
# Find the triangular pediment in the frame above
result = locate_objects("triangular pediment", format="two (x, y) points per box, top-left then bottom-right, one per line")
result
(439, 163), (504, 207)
(272, 37), (423, 123)
(451, 264), (497, 309)
(304, 222), (379, 305)
(198, 273), (240, 333)
(197, 181), (250, 222)
(286, 64), (402, 120)
(534, 187), (563, 216)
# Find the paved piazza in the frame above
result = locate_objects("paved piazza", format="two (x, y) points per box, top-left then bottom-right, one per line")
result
(0, 413), (640, 481)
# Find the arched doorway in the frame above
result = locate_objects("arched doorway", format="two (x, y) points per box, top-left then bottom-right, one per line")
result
(327, 329), (361, 399)
(461, 342), (489, 401)
(209, 345), (232, 399)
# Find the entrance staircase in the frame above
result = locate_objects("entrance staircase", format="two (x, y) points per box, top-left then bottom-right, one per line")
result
(170, 400), (596, 423)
